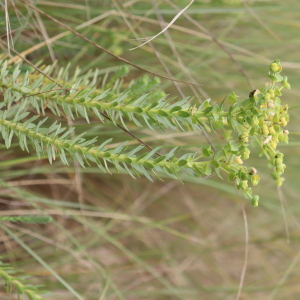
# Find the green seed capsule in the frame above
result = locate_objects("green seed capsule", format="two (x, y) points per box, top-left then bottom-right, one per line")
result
(269, 89), (275, 98)
(251, 174), (260, 186)
(270, 63), (279, 73)
(280, 117), (287, 127)
(262, 125), (269, 135)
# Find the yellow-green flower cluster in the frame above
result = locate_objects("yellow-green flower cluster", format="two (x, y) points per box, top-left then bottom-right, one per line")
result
(222, 59), (290, 205)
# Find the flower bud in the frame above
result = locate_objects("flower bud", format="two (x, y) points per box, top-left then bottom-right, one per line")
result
(251, 195), (260, 207)
(283, 130), (289, 135)
(263, 135), (272, 145)
(267, 100), (275, 109)
(235, 156), (243, 165)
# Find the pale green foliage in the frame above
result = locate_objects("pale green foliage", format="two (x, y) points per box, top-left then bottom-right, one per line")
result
(0, 59), (291, 205)
(0, 260), (47, 300)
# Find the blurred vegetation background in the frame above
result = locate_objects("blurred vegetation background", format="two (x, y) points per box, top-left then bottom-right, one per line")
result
(1, 0), (300, 299)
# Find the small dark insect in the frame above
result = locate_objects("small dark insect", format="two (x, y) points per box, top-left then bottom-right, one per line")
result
(249, 89), (258, 98)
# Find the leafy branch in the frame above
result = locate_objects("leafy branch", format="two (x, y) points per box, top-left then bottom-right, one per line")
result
(0, 104), (213, 182)
(0, 59), (291, 206)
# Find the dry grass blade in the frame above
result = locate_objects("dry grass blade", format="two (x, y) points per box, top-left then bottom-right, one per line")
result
(236, 204), (249, 300)
(129, 0), (195, 50)
(20, 0), (201, 86)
